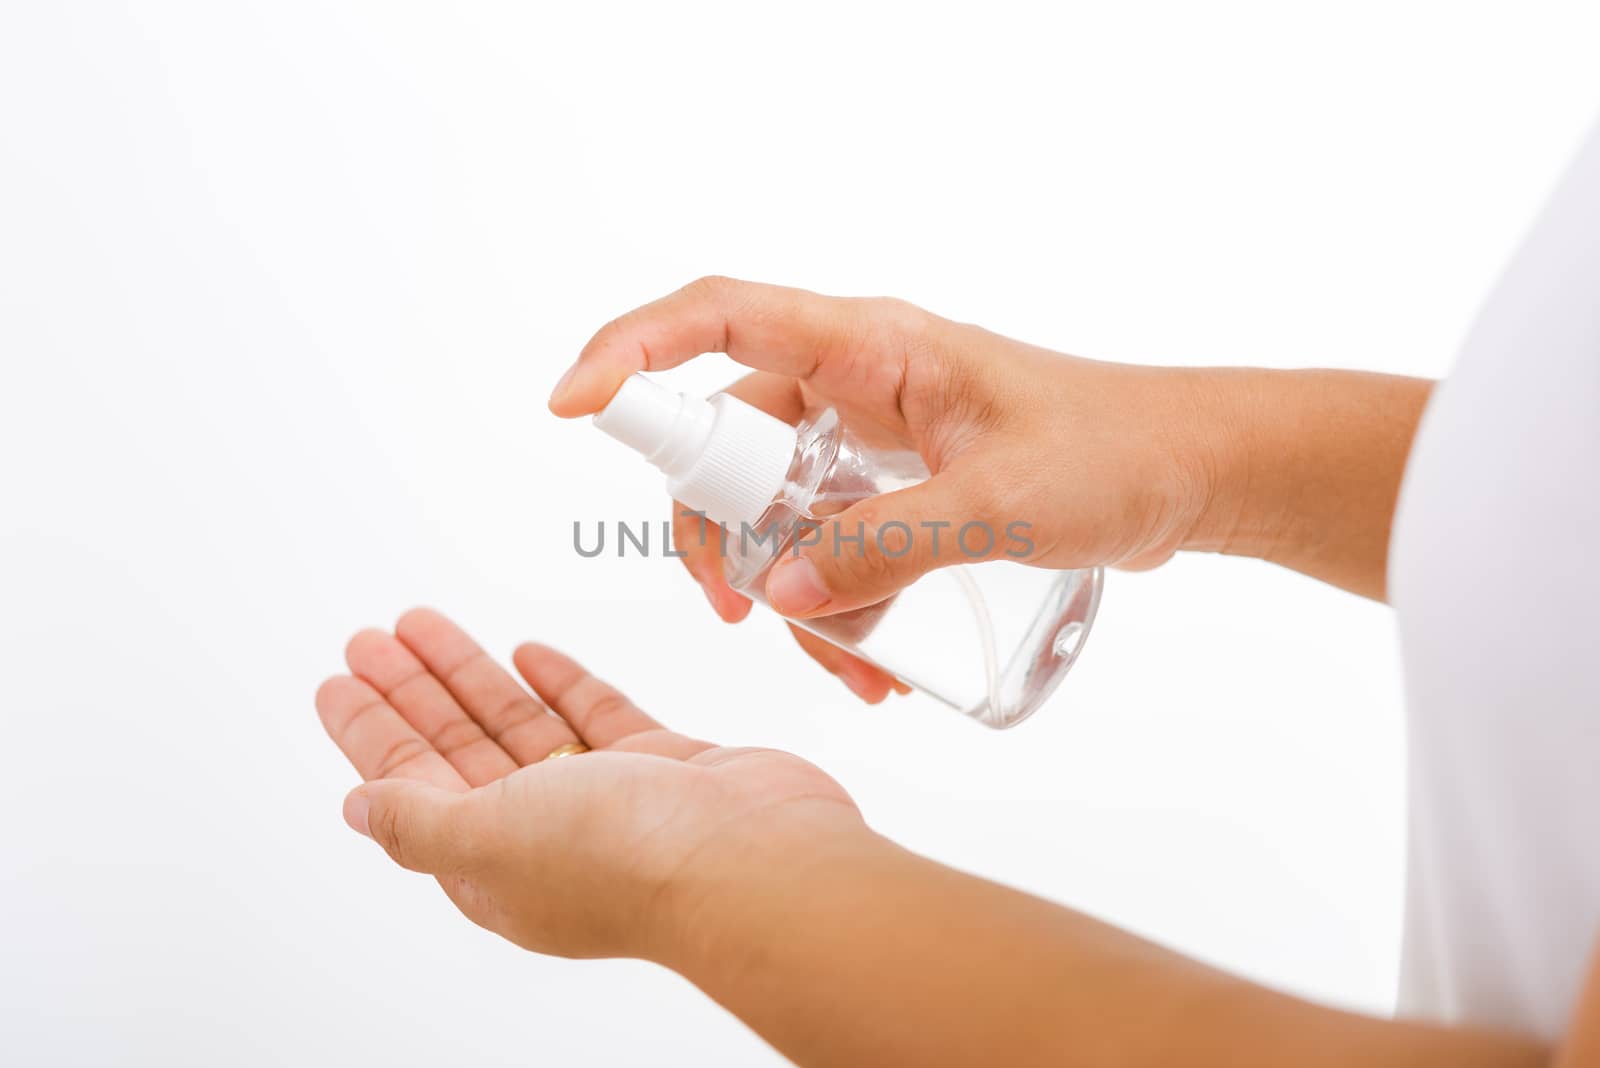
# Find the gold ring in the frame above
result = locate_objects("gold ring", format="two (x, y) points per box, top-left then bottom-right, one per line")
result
(541, 741), (590, 762)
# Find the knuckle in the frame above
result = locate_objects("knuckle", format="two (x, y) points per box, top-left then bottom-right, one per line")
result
(431, 717), (488, 758)
(373, 736), (429, 779)
(863, 298), (939, 366)
(871, 515), (916, 559)
(378, 796), (481, 875)
(869, 295), (931, 334)
(585, 691), (635, 726)
(373, 801), (413, 867)
(853, 544), (901, 589)
(684, 274), (737, 303)
(584, 314), (630, 356)
(829, 509), (906, 588)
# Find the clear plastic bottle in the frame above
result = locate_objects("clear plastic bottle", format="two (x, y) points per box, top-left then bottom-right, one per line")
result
(594, 374), (1102, 728)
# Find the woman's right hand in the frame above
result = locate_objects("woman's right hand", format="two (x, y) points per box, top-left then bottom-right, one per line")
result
(548, 277), (1229, 700)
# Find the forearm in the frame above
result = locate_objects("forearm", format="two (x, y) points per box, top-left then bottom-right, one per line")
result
(661, 821), (1543, 1068)
(1180, 369), (1433, 600)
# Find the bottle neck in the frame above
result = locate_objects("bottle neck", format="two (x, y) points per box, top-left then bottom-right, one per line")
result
(719, 407), (842, 591)
(592, 375), (800, 529)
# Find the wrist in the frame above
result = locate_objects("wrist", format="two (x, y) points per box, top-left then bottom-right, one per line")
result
(1169, 367), (1433, 598)
(1173, 367), (1292, 560)
(646, 800), (886, 978)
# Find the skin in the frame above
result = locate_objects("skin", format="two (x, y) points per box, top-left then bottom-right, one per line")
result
(321, 278), (1591, 1064)
(554, 276), (1430, 695)
(1560, 952), (1600, 1068)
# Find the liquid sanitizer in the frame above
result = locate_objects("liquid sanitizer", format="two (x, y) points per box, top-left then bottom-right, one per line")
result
(593, 374), (1101, 728)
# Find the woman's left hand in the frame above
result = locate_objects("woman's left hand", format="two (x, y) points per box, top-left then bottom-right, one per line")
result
(316, 608), (863, 961)
(318, 612), (1555, 1068)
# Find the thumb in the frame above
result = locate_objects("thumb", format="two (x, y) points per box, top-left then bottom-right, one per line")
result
(344, 780), (481, 875)
(766, 473), (1003, 617)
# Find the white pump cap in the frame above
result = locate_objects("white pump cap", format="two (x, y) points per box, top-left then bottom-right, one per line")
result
(593, 374), (799, 529)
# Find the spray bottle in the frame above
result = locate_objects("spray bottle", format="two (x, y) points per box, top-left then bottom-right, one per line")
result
(593, 374), (1101, 728)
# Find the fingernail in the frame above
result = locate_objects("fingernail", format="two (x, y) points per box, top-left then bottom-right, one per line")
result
(891, 679), (913, 696)
(548, 363), (581, 409)
(343, 790), (371, 837)
(767, 557), (829, 615)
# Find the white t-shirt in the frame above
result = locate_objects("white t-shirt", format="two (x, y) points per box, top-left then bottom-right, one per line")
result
(1390, 121), (1600, 1040)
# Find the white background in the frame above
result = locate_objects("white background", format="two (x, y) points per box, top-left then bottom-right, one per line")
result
(2, 2), (1597, 1064)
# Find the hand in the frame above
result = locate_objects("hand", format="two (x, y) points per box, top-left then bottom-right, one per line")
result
(315, 629), (1545, 1068)
(550, 277), (1220, 695)
(316, 608), (863, 960)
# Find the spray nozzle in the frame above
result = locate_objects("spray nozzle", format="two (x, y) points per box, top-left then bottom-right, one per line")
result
(592, 374), (799, 529)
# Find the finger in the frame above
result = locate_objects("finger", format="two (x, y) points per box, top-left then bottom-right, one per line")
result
(673, 502), (750, 622)
(549, 276), (883, 417)
(345, 628), (519, 787)
(764, 470), (991, 617)
(393, 608), (579, 766)
(720, 369), (808, 424)
(344, 779), (483, 876)
(511, 643), (663, 747)
(315, 675), (467, 791)
(603, 729), (718, 761)
(787, 623), (904, 704)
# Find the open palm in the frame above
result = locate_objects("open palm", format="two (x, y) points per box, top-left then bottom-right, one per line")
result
(317, 608), (861, 959)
